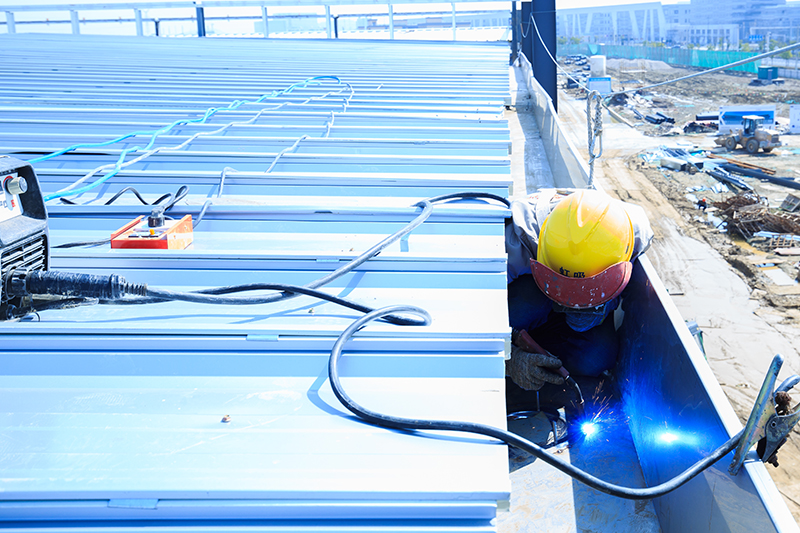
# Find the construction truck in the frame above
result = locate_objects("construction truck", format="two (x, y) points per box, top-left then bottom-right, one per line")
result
(714, 114), (782, 154)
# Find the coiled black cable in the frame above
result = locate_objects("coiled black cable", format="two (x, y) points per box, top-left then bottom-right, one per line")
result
(328, 306), (743, 501)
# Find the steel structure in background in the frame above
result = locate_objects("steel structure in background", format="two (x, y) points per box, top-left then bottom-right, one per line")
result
(513, 0), (557, 109)
(1, 0), (510, 41)
(531, 0), (556, 112)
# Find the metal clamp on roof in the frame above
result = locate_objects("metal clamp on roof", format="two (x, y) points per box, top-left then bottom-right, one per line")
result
(730, 353), (800, 475)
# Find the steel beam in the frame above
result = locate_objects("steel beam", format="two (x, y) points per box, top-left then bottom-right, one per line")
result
(532, 0), (556, 112)
(196, 3), (206, 36)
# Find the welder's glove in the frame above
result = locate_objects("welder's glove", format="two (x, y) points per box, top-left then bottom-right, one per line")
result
(506, 344), (565, 391)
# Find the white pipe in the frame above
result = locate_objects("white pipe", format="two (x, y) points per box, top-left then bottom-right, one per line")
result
(5, 12), (15, 34)
(134, 9), (143, 36)
(70, 10), (80, 34)
(325, 5), (331, 39)
(388, 3), (394, 40)
(451, 3), (456, 41)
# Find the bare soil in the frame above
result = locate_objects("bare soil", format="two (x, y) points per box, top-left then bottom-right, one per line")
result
(563, 61), (800, 302)
(564, 61), (800, 135)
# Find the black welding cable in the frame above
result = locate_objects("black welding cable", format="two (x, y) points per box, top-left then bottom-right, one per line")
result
(16, 270), (424, 326)
(148, 185), (190, 222)
(53, 238), (112, 249)
(104, 184), (187, 208)
(10, 297), (97, 317)
(312, 192), (509, 289)
(54, 186), (191, 249)
(328, 305), (744, 501)
(102, 192), (510, 306)
(139, 284), (425, 326)
(98, 202), (433, 305)
(59, 185), (189, 207)
(148, 185), (189, 210)
(102, 187), (150, 206)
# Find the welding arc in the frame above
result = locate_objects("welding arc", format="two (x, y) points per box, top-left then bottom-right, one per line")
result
(329, 306), (744, 501)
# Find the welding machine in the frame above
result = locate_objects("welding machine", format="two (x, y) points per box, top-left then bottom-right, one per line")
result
(0, 157), (49, 319)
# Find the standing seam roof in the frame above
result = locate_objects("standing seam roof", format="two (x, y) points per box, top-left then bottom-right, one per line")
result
(0, 34), (514, 530)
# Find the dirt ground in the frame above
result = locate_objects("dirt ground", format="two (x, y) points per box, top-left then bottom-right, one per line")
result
(561, 58), (800, 311)
(564, 59), (800, 136)
(514, 63), (800, 521)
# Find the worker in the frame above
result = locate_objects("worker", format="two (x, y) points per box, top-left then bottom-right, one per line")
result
(505, 189), (654, 401)
(697, 197), (708, 212)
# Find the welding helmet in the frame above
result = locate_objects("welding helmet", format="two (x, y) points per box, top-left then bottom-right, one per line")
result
(531, 190), (634, 309)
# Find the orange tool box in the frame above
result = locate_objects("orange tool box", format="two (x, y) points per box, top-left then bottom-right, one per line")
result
(110, 215), (193, 250)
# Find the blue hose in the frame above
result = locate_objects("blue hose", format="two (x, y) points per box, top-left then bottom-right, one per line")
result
(36, 76), (342, 202)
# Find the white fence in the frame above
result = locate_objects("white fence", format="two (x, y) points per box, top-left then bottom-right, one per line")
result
(1, 1), (510, 40)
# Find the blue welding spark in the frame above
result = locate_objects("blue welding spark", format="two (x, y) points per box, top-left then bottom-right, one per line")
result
(570, 390), (631, 446)
(659, 432), (679, 444)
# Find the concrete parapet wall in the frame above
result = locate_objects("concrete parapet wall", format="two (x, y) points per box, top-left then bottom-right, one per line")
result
(518, 53), (590, 189)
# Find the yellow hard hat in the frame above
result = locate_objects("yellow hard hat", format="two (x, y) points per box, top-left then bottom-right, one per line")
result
(532, 190), (635, 308)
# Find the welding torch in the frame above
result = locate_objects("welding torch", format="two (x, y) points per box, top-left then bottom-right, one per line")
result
(512, 328), (585, 417)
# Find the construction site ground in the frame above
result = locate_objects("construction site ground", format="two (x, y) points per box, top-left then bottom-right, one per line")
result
(578, 58), (800, 134)
(509, 63), (800, 522)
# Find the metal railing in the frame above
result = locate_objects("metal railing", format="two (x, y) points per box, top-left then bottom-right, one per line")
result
(1, 1), (511, 40)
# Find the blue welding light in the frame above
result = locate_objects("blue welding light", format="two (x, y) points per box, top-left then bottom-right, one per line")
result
(660, 432), (679, 444)
(581, 422), (598, 437)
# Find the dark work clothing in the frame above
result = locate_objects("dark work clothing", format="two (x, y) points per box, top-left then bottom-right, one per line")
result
(507, 275), (619, 377)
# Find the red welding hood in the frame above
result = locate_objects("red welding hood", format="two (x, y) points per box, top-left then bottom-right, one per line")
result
(530, 259), (633, 309)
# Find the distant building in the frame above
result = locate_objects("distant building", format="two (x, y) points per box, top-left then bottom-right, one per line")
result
(664, 2), (692, 26)
(556, 0), (793, 48)
(751, 1), (800, 43)
(683, 23), (740, 48)
(690, 0), (784, 38)
(557, 2), (667, 44)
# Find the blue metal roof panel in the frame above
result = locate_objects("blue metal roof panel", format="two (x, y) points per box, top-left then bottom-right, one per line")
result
(0, 33), (513, 529)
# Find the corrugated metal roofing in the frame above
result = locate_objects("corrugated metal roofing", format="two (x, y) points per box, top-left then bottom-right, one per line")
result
(0, 34), (513, 529)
